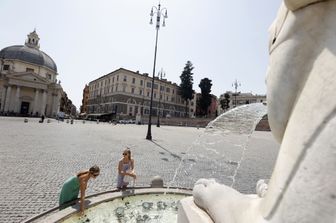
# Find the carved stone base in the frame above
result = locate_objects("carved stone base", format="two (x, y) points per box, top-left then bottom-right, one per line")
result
(178, 197), (213, 223)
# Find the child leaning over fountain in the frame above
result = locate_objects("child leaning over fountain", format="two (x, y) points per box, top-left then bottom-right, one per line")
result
(59, 165), (100, 214)
(117, 148), (136, 189)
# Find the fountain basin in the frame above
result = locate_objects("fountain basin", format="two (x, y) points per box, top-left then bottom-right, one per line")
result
(25, 187), (192, 223)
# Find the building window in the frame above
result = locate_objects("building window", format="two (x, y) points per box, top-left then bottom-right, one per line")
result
(47, 74), (52, 79)
(160, 94), (162, 99)
(123, 86), (126, 92)
(153, 84), (158, 89)
(26, 68), (34, 72)
(172, 89), (175, 94)
(166, 87), (170, 93)
(160, 86), (164, 91)
(124, 76), (127, 82)
(147, 82), (151, 88)
(139, 90), (143, 95)
(147, 92), (150, 97)
(116, 85), (118, 91)
(3, 65), (9, 70)
(132, 78), (135, 84)
(112, 77), (115, 83)
(154, 93), (156, 98)
(131, 88), (135, 94)
(140, 80), (143, 86)
(117, 75), (119, 81)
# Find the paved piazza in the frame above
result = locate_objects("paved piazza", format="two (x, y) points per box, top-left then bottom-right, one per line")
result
(0, 116), (279, 222)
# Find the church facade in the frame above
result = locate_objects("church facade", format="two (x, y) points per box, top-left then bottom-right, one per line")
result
(0, 30), (63, 117)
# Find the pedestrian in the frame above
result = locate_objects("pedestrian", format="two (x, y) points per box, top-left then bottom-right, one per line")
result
(117, 148), (136, 189)
(59, 165), (100, 214)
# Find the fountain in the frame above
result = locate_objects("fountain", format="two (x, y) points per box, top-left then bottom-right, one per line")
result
(178, 103), (267, 222)
(24, 1), (336, 222)
(24, 177), (192, 223)
(63, 193), (186, 223)
(179, 1), (336, 222)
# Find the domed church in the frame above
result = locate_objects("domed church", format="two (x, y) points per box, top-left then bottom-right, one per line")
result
(0, 30), (63, 117)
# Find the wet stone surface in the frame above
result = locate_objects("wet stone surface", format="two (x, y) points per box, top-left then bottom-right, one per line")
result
(63, 194), (187, 223)
(0, 105), (279, 222)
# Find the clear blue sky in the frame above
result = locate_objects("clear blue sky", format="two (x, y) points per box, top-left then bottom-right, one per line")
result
(0, 0), (282, 109)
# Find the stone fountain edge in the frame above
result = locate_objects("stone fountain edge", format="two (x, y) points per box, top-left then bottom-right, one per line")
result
(23, 187), (193, 223)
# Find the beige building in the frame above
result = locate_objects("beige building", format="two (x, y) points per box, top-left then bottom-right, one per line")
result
(87, 68), (196, 119)
(0, 30), (62, 117)
(218, 91), (266, 113)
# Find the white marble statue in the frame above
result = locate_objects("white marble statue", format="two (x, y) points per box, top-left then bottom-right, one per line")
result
(192, 1), (336, 222)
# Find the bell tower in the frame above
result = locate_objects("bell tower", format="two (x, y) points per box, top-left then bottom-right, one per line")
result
(25, 29), (40, 49)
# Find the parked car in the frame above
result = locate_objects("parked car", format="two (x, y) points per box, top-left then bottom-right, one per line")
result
(118, 120), (127, 124)
(128, 119), (135, 124)
(56, 112), (65, 121)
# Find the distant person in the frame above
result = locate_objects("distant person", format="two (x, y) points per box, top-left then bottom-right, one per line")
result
(59, 165), (100, 214)
(117, 148), (136, 189)
(39, 114), (45, 123)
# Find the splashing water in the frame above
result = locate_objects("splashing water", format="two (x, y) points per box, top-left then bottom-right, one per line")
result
(165, 131), (204, 193)
(169, 103), (267, 189)
(207, 103), (267, 187)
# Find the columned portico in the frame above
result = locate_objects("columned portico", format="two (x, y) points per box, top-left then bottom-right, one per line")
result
(15, 86), (21, 113)
(56, 92), (61, 114)
(33, 89), (40, 115)
(51, 93), (57, 116)
(1, 87), (6, 111)
(4, 85), (12, 112)
(40, 90), (47, 115)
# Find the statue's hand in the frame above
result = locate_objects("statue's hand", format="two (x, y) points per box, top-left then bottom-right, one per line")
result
(193, 178), (217, 209)
(193, 178), (264, 223)
(193, 179), (244, 223)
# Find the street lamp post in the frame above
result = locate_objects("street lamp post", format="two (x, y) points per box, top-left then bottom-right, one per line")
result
(146, 3), (168, 140)
(232, 79), (241, 107)
(157, 69), (165, 127)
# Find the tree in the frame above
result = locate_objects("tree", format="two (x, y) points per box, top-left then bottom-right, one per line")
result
(220, 93), (231, 111)
(179, 61), (194, 117)
(198, 78), (212, 116)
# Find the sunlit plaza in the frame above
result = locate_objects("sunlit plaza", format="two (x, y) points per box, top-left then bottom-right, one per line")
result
(1, 0), (336, 221)
(0, 108), (278, 222)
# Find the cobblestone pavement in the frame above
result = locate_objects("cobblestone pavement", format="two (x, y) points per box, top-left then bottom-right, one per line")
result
(0, 116), (279, 222)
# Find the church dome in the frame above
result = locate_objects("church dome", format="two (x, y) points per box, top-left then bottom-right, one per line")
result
(0, 30), (57, 72)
